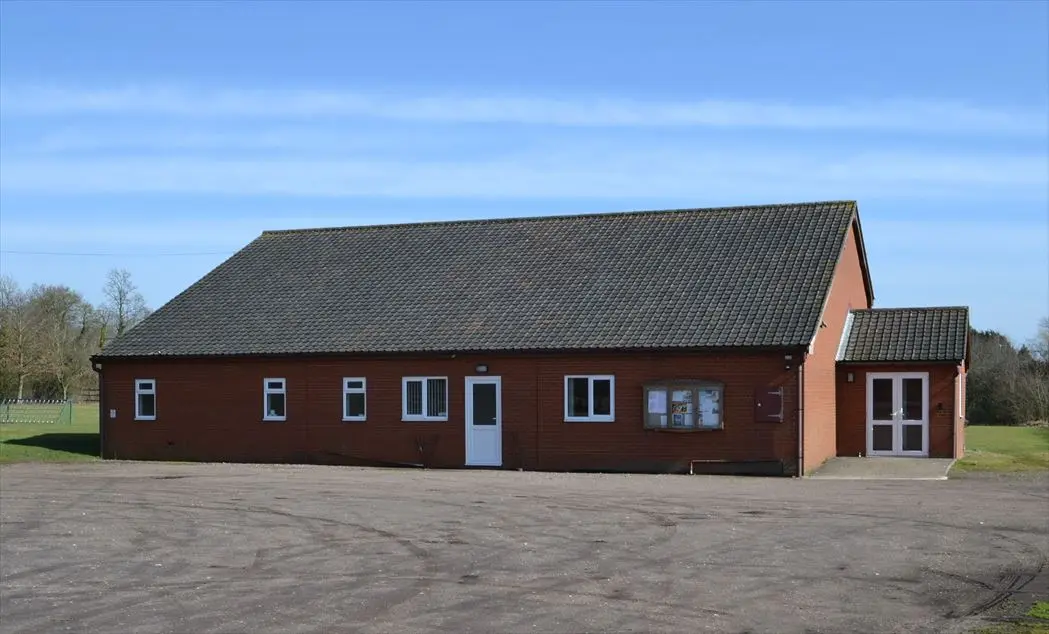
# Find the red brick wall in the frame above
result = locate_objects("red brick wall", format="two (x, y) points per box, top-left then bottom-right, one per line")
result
(835, 363), (961, 458)
(801, 221), (870, 473)
(99, 350), (801, 473)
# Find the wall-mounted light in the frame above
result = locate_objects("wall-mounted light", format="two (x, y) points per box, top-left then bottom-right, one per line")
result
(475, 364), (489, 374)
(847, 372), (854, 383)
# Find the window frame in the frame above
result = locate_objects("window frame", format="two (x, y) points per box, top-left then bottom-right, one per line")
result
(401, 376), (449, 422)
(263, 377), (287, 422)
(643, 381), (724, 431)
(342, 377), (367, 422)
(563, 375), (616, 422)
(134, 378), (156, 421)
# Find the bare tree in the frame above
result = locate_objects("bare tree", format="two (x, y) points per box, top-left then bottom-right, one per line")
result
(0, 277), (42, 400)
(31, 285), (95, 400)
(102, 268), (150, 340)
(1031, 316), (1049, 364)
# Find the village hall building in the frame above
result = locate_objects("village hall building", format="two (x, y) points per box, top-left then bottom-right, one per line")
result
(93, 201), (969, 476)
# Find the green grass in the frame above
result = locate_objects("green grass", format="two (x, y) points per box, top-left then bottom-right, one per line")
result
(1029, 602), (1049, 621)
(3, 409), (1047, 472)
(952, 426), (1049, 473)
(0, 404), (100, 463)
(973, 601), (1049, 633)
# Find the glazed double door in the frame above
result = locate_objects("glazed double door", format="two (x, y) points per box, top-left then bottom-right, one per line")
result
(867, 372), (928, 457)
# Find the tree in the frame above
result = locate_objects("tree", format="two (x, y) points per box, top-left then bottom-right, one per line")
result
(1030, 316), (1049, 364)
(102, 268), (150, 340)
(967, 325), (1049, 425)
(1018, 316), (1049, 422)
(30, 285), (99, 400)
(0, 277), (43, 400)
(0, 270), (151, 401)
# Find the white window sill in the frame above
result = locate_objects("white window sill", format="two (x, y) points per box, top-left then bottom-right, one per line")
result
(564, 417), (615, 423)
(134, 416), (156, 421)
(262, 417), (286, 423)
(402, 417), (448, 422)
(342, 417), (367, 422)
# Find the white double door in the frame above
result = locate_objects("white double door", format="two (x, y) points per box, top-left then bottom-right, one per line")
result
(867, 372), (929, 457)
(465, 377), (502, 466)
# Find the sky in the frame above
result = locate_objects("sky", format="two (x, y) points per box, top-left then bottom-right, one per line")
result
(1, 1), (1047, 344)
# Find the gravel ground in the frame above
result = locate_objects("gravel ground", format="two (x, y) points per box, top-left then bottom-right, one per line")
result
(1, 462), (1047, 634)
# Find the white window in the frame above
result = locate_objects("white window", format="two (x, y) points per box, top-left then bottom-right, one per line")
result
(564, 375), (615, 422)
(643, 381), (724, 430)
(343, 378), (367, 421)
(402, 377), (448, 421)
(263, 378), (286, 421)
(135, 379), (156, 421)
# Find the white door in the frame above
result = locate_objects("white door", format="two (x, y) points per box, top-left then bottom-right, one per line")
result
(867, 372), (929, 457)
(465, 377), (501, 466)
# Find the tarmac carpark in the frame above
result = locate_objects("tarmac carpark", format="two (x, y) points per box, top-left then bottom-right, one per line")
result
(1, 462), (1046, 634)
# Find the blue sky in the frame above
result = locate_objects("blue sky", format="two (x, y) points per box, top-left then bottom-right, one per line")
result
(1, 1), (1047, 343)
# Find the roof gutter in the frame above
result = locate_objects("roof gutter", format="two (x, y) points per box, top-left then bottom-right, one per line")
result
(91, 344), (806, 363)
(836, 359), (964, 366)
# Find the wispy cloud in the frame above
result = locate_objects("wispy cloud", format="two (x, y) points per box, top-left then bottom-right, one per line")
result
(1, 85), (1045, 135)
(19, 126), (496, 155)
(0, 216), (353, 248)
(29, 127), (381, 153)
(1, 149), (1045, 199)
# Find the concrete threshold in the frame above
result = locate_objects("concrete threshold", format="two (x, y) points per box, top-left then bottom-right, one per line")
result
(808, 457), (956, 480)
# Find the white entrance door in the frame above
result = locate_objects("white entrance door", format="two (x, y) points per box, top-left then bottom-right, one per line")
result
(465, 377), (501, 466)
(867, 372), (929, 457)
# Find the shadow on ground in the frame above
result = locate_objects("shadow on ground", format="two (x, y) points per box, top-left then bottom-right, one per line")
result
(3, 433), (99, 457)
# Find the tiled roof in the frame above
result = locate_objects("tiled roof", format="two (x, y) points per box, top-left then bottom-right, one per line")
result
(838, 307), (969, 363)
(99, 201), (860, 358)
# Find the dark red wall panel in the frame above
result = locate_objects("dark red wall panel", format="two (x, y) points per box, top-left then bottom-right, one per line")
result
(100, 350), (801, 474)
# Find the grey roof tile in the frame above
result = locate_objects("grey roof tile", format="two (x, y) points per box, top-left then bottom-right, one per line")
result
(840, 307), (969, 362)
(100, 201), (859, 358)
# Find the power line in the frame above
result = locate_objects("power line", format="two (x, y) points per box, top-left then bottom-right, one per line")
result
(0, 250), (233, 257)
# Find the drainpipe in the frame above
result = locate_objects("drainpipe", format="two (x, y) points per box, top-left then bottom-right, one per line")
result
(535, 362), (541, 470)
(797, 356), (805, 477)
(91, 360), (104, 459)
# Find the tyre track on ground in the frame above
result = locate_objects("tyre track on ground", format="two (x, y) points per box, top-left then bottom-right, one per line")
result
(3, 464), (1046, 634)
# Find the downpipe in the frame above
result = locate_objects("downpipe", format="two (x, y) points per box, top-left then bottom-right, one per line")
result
(797, 357), (805, 477)
(91, 360), (104, 459)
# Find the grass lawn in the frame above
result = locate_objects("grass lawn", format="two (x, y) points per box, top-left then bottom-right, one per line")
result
(953, 426), (1049, 473)
(2, 409), (1047, 473)
(1030, 603), (1049, 621)
(0, 404), (100, 463)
